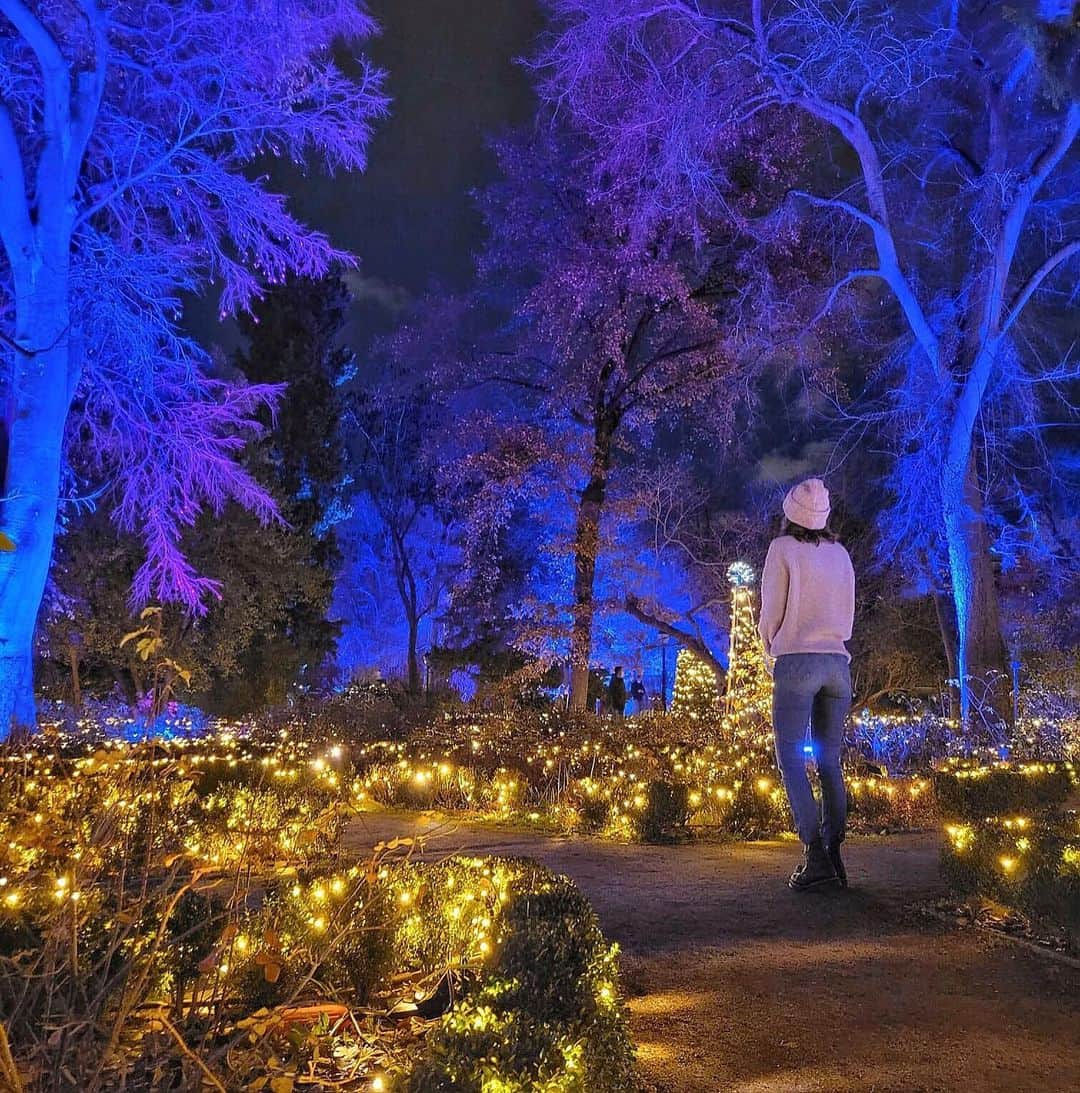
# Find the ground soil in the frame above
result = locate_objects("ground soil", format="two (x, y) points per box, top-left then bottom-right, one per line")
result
(345, 813), (1080, 1093)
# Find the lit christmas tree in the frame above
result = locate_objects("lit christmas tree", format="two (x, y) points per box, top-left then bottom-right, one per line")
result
(719, 561), (776, 785)
(724, 562), (773, 722)
(671, 647), (721, 721)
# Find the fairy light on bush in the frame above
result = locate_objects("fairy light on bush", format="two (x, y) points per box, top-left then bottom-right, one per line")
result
(938, 762), (1078, 938)
(671, 649), (720, 720)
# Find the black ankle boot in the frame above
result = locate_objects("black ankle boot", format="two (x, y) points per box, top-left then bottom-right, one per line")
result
(827, 838), (847, 888)
(789, 838), (838, 891)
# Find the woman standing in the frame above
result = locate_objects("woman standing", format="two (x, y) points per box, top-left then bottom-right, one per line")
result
(758, 479), (855, 891)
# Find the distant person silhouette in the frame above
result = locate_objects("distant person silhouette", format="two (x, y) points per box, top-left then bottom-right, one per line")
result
(630, 674), (646, 715)
(607, 666), (627, 720)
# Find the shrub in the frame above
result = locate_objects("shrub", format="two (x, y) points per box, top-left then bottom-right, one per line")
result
(574, 789), (612, 834)
(399, 871), (638, 1093)
(723, 776), (786, 838)
(940, 818), (1080, 939)
(933, 763), (1073, 820)
(938, 760), (1080, 944)
(0, 738), (638, 1090)
(1017, 652), (1080, 761)
(633, 781), (691, 843)
(846, 775), (935, 831)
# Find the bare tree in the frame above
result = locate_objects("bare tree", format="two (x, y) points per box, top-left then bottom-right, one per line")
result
(536, 0), (1080, 724)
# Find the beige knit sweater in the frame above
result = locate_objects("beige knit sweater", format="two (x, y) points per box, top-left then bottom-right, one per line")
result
(757, 536), (855, 661)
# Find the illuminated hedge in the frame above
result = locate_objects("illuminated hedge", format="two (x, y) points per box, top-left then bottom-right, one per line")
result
(937, 761), (1080, 942)
(355, 736), (936, 842)
(941, 817), (1080, 938)
(933, 762), (1074, 820)
(0, 746), (637, 1090)
(399, 871), (637, 1092)
(25, 709), (945, 846)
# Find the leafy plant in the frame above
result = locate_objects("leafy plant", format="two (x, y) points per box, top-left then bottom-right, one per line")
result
(934, 765), (1073, 820)
(119, 607), (193, 722)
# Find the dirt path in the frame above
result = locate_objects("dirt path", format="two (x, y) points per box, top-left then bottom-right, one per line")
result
(345, 813), (1080, 1093)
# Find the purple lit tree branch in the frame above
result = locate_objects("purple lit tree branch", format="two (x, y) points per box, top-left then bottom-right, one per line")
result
(0, 1), (387, 732)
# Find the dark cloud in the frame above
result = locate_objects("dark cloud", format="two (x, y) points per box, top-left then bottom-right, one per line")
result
(342, 272), (412, 316)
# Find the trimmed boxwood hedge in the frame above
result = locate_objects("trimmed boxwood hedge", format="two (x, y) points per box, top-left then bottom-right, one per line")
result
(937, 761), (1079, 942)
(398, 864), (639, 1092)
(933, 763), (1073, 820)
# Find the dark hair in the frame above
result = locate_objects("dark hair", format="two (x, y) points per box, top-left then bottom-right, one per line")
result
(780, 518), (839, 545)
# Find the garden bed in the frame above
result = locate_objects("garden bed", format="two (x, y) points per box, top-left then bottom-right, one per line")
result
(349, 715), (935, 841)
(33, 708), (938, 842)
(0, 744), (637, 1091)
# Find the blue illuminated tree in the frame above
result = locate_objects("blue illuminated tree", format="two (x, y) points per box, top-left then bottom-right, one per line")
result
(535, 0), (1080, 725)
(347, 309), (464, 694)
(476, 132), (736, 710)
(0, 1), (387, 732)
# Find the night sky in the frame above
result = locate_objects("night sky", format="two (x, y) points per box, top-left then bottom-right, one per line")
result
(201, 1), (543, 351)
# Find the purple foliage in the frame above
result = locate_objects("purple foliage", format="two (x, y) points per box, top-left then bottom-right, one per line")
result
(0, 0), (388, 611)
(477, 131), (734, 441)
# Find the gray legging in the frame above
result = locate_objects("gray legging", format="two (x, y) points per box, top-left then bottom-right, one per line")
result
(771, 653), (851, 846)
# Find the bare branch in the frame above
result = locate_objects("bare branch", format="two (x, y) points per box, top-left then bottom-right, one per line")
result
(0, 1), (70, 129)
(751, 0), (943, 378)
(994, 102), (1080, 329)
(790, 189), (885, 235)
(1002, 239), (1080, 335)
(624, 592), (726, 679)
(803, 268), (883, 331)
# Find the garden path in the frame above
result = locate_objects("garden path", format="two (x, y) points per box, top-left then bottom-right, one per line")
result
(344, 814), (1080, 1093)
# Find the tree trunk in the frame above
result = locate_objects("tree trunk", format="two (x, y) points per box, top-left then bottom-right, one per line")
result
(933, 591), (960, 722)
(68, 645), (83, 710)
(387, 521), (423, 695)
(1008, 635), (1021, 730)
(940, 453), (1009, 730)
(406, 609), (421, 695)
(568, 418), (613, 711)
(0, 262), (74, 737)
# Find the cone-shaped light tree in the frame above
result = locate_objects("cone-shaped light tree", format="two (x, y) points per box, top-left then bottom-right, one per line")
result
(723, 561), (774, 765)
(671, 648), (721, 721)
(724, 561), (772, 722)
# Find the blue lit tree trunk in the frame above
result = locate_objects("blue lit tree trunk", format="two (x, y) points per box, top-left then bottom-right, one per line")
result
(940, 456), (1005, 727)
(1, 264), (75, 730)
(0, 222), (78, 734)
(0, 0), (94, 734)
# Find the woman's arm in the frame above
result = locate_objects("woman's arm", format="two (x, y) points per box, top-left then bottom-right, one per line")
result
(758, 539), (789, 655)
(841, 546), (856, 641)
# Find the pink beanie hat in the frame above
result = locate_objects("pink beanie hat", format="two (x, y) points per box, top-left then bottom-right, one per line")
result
(783, 478), (830, 531)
